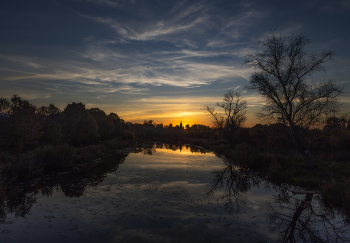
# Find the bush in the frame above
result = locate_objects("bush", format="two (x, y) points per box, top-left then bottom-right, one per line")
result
(267, 157), (283, 180)
(0, 151), (14, 165)
(230, 143), (267, 171)
(121, 130), (136, 140)
(75, 145), (105, 164)
(0, 152), (42, 182)
(321, 178), (350, 214)
(34, 144), (75, 170)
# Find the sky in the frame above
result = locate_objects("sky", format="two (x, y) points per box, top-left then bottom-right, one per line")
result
(1, 0), (350, 127)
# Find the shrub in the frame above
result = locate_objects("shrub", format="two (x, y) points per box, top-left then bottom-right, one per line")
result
(121, 130), (135, 140)
(74, 145), (105, 164)
(0, 152), (42, 182)
(321, 178), (350, 214)
(230, 142), (266, 171)
(75, 147), (94, 164)
(0, 151), (14, 165)
(34, 144), (75, 170)
(267, 157), (283, 180)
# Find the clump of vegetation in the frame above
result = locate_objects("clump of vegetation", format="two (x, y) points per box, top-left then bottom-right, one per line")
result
(75, 144), (106, 164)
(0, 151), (41, 182)
(0, 143), (108, 184)
(121, 130), (136, 140)
(229, 143), (267, 171)
(321, 178), (350, 215)
(34, 144), (76, 169)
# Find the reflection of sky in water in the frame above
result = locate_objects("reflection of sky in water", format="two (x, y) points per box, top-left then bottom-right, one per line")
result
(1, 144), (348, 242)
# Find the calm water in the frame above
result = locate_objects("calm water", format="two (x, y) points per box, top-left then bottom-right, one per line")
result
(1, 143), (349, 242)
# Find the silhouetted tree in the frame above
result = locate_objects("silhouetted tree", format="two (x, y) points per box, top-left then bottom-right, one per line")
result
(36, 104), (60, 117)
(0, 98), (11, 146)
(203, 91), (247, 146)
(61, 102), (99, 145)
(156, 123), (163, 129)
(37, 104), (62, 145)
(3, 95), (41, 150)
(88, 108), (114, 140)
(108, 112), (124, 137)
(0, 98), (11, 114)
(245, 32), (343, 168)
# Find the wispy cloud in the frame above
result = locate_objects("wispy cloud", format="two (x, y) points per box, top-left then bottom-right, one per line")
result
(0, 51), (251, 89)
(80, 1), (208, 45)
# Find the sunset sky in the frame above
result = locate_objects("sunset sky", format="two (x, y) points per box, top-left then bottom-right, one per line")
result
(1, 0), (350, 127)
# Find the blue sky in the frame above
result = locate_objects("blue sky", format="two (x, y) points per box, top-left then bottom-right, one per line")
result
(1, 0), (350, 126)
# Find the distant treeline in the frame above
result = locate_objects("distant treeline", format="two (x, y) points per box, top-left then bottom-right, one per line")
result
(0, 95), (125, 151)
(0, 95), (215, 151)
(1, 95), (350, 159)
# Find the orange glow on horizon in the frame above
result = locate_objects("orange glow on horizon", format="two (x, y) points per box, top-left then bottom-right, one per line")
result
(125, 117), (258, 128)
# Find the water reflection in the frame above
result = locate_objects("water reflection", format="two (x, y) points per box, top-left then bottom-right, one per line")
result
(266, 188), (350, 242)
(131, 143), (209, 155)
(207, 164), (261, 213)
(0, 153), (127, 223)
(206, 161), (350, 242)
(0, 143), (349, 242)
(0, 143), (209, 224)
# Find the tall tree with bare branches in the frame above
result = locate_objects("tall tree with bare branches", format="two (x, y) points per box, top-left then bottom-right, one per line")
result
(203, 91), (247, 146)
(245, 32), (344, 168)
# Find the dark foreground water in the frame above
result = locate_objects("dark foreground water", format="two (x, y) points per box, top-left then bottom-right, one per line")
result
(1, 143), (349, 242)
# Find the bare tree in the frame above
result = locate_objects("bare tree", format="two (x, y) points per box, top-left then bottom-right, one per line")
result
(203, 91), (247, 146)
(245, 32), (344, 168)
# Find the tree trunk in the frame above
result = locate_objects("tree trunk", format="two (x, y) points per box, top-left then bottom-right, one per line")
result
(289, 124), (315, 168)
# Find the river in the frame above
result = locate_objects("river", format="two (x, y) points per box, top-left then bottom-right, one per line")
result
(0, 143), (349, 242)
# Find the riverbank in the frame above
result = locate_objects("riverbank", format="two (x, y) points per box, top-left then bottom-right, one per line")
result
(0, 138), (136, 185)
(1, 137), (349, 218)
(174, 137), (350, 218)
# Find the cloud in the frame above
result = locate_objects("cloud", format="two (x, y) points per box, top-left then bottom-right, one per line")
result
(104, 85), (148, 94)
(0, 49), (251, 89)
(83, 0), (120, 7)
(79, 1), (208, 45)
(1, 91), (52, 100)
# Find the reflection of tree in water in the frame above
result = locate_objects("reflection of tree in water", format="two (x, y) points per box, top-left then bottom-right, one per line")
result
(267, 188), (350, 242)
(4, 192), (37, 219)
(130, 143), (209, 155)
(207, 164), (261, 213)
(130, 146), (156, 155)
(164, 143), (182, 152)
(0, 153), (127, 222)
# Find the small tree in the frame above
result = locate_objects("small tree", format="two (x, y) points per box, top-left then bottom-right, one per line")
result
(245, 32), (344, 168)
(203, 91), (247, 146)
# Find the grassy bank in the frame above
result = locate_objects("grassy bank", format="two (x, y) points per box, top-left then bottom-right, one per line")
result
(178, 137), (350, 217)
(0, 138), (137, 185)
